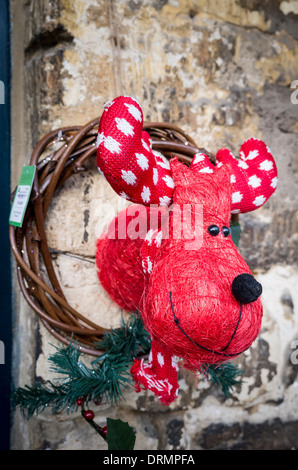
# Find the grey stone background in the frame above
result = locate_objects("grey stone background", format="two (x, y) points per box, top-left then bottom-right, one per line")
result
(10, 0), (298, 450)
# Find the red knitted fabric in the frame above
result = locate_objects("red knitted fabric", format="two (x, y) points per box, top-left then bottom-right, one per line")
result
(97, 96), (174, 207)
(215, 140), (278, 214)
(95, 95), (278, 405)
(131, 339), (179, 405)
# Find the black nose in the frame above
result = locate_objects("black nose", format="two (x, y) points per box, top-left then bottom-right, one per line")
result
(232, 273), (262, 304)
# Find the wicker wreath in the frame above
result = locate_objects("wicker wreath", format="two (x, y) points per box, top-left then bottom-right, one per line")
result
(9, 114), (230, 357)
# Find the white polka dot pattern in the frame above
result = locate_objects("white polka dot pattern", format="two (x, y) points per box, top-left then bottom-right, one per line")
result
(96, 96), (175, 206)
(216, 138), (278, 214)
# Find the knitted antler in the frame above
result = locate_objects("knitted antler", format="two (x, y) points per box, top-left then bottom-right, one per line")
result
(216, 139), (278, 214)
(190, 139), (278, 214)
(96, 96), (175, 206)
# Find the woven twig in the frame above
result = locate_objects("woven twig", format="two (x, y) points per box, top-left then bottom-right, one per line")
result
(9, 116), (217, 356)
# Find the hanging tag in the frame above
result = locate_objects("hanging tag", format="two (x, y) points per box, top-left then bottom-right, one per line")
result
(9, 166), (36, 227)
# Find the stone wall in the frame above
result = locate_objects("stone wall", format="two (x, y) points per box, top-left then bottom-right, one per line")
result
(10, 0), (298, 450)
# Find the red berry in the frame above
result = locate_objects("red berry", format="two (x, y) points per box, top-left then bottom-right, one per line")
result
(76, 398), (84, 407)
(101, 426), (108, 438)
(84, 410), (95, 421)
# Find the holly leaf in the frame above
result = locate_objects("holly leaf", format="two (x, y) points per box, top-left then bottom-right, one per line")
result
(106, 418), (136, 450)
(230, 221), (241, 247)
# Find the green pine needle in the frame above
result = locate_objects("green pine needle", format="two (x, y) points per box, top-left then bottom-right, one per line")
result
(203, 362), (244, 398)
(12, 381), (70, 419)
(12, 315), (150, 418)
(12, 348), (132, 418)
(93, 314), (151, 363)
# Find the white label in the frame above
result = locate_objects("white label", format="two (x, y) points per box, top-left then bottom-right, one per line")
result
(9, 185), (31, 224)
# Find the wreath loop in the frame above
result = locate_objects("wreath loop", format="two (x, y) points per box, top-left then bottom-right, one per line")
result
(9, 116), (217, 356)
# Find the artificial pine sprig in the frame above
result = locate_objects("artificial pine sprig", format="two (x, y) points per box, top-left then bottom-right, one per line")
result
(203, 362), (244, 398)
(12, 313), (244, 418)
(48, 341), (132, 403)
(93, 313), (151, 363)
(12, 381), (70, 419)
(12, 315), (150, 418)
(12, 345), (132, 418)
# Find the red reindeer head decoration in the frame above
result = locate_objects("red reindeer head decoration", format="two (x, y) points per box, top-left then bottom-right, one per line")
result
(95, 96), (278, 405)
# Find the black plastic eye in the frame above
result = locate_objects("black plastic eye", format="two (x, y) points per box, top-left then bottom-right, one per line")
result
(208, 225), (220, 236)
(222, 226), (230, 237)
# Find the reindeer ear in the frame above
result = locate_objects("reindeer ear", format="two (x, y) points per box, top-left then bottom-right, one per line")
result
(96, 96), (175, 206)
(216, 138), (278, 214)
(190, 152), (215, 174)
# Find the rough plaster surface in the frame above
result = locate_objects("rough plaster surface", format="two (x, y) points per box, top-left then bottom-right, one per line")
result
(10, 0), (298, 450)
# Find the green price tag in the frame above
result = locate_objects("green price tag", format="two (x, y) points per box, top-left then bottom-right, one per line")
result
(9, 165), (36, 227)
